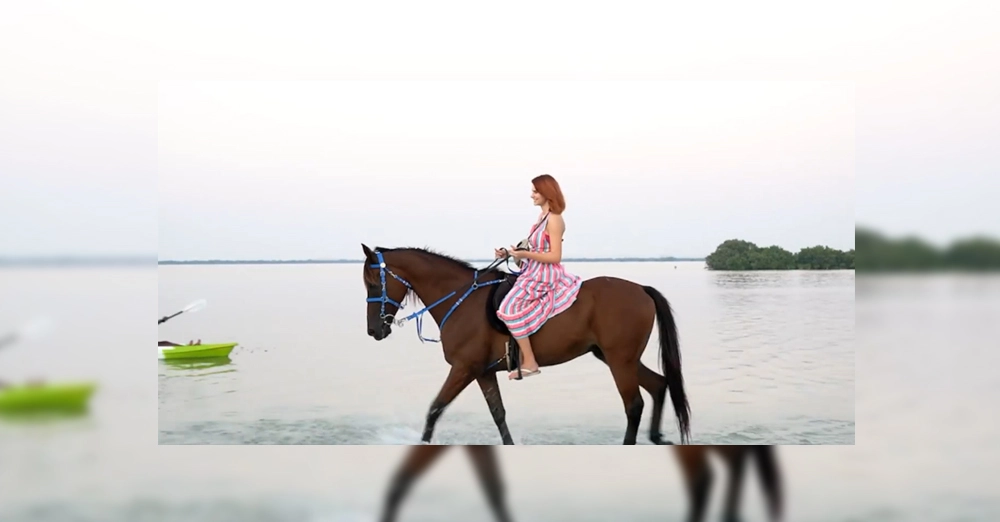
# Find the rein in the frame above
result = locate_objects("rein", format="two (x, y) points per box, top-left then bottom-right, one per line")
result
(366, 250), (509, 343)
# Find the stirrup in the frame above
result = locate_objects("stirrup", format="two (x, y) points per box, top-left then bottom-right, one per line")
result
(504, 337), (521, 375)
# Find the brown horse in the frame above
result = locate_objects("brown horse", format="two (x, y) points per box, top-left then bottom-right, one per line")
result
(361, 244), (690, 445)
(379, 445), (782, 522)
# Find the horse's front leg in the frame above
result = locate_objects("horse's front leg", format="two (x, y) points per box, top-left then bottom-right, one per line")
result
(379, 445), (450, 522)
(422, 365), (475, 443)
(465, 445), (514, 522)
(476, 372), (515, 444)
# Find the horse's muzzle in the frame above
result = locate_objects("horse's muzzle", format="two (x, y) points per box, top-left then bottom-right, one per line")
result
(369, 323), (392, 341)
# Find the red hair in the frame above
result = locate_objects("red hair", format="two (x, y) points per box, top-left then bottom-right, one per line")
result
(532, 174), (566, 214)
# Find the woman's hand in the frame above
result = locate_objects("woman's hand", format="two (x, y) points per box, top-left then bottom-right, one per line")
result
(495, 248), (508, 259)
(509, 245), (528, 260)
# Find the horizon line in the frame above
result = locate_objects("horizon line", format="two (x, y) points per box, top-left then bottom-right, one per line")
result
(158, 256), (707, 265)
(0, 256), (156, 268)
(0, 255), (707, 267)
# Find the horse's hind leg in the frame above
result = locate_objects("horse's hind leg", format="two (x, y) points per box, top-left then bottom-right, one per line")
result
(673, 446), (712, 522)
(638, 363), (671, 444)
(466, 446), (514, 522)
(380, 445), (450, 522)
(591, 347), (660, 445)
(720, 447), (749, 522)
(607, 358), (644, 444)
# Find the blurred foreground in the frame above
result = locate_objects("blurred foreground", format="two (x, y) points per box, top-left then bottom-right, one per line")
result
(1, 226), (998, 520)
(378, 445), (781, 522)
(856, 226), (1000, 272)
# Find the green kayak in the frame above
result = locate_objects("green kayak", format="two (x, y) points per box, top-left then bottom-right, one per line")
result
(158, 342), (237, 360)
(0, 382), (97, 413)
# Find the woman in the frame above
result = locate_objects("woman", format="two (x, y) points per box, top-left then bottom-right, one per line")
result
(495, 174), (583, 380)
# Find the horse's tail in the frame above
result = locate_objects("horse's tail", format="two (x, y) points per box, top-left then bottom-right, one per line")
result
(642, 285), (691, 443)
(751, 445), (783, 520)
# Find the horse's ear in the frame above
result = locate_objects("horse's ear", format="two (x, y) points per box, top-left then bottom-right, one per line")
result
(361, 243), (374, 260)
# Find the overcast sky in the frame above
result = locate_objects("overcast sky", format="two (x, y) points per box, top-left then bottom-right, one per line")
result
(157, 80), (854, 260)
(2, 2), (997, 259)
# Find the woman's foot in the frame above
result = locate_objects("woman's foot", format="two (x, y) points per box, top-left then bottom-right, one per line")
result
(509, 337), (540, 380)
(508, 366), (540, 380)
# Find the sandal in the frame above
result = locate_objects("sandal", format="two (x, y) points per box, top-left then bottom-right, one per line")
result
(509, 368), (541, 380)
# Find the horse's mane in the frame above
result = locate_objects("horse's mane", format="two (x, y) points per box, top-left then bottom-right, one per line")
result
(374, 246), (478, 273)
(370, 246), (500, 309)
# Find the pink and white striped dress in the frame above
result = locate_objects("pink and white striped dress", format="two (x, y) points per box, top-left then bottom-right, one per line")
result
(497, 212), (583, 339)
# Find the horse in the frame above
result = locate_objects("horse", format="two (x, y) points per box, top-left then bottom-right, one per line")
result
(360, 243), (690, 445)
(378, 445), (782, 522)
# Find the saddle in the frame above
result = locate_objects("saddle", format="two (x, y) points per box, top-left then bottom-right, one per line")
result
(486, 271), (522, 373)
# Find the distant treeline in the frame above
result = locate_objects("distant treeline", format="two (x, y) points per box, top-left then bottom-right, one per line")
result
(11, 227), (1000, 272)
(706, 227), (1000, 271)
(705, 239), (853, 270)
(856, 227), (1000, 271)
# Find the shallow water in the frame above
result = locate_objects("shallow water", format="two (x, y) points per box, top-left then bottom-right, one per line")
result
(3, 269), (999, 520)
(156, 261), (854, 444)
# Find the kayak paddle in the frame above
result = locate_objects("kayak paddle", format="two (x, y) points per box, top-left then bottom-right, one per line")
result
(158, 299), (207, 325)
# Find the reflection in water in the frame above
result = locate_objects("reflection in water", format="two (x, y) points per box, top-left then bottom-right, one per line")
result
(705, 270), (854, 443)
(160, 358), (233, 372)
(712, 271), (777, 289)
(380, 445), (783, 522)
(712, 270), (852, 290)
(0, 409), (92, 424)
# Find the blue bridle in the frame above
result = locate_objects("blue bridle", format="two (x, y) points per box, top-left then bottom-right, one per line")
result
(366, 250), (508, 343)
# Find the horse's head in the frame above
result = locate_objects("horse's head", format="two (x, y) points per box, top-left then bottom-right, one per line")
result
(361, 244), (413, 341)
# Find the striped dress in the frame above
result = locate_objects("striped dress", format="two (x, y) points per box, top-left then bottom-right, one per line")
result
(497, 212), (583, 339)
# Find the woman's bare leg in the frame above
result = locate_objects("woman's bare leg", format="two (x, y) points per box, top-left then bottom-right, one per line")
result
(508, 336), (539, 379)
